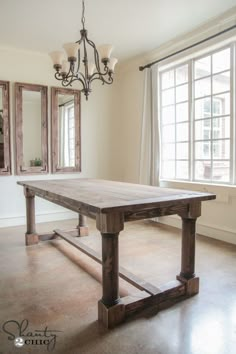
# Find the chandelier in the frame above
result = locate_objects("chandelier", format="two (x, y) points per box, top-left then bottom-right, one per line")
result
(49, 0), (118, 100)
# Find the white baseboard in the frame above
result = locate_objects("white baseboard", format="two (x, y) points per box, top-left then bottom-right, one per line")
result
(157, 216), (236, 245)
(0, 210), (77, 228)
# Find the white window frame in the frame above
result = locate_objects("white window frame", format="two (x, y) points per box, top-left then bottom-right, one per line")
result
(160, 61), (191, 181)
(64, 102), (75, 167)
(159, 42), (235, 186)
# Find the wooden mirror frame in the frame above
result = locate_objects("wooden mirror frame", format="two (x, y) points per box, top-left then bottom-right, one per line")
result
(0, 80), (11, 175)
(51, 87), (81, 173)
(15, 82), (48, 175)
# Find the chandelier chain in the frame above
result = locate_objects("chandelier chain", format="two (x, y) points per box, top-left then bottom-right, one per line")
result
(81, 0), (85, 29)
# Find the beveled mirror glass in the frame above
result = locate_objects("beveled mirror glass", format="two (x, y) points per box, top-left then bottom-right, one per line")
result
(51, 87), (81, 173)
(0, 81), (11, 175)
(15, 83), (48, 175)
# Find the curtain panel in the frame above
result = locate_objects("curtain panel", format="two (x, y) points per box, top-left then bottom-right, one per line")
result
(139, 65), (160, 186)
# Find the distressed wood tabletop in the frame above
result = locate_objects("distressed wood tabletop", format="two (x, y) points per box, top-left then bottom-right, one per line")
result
(17, 178), (216, 214)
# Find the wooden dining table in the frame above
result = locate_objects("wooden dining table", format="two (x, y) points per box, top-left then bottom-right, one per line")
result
(17, 178), (216, 328)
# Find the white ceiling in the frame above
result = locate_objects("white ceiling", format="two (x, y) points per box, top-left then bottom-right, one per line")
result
(0, 0), (235, 62)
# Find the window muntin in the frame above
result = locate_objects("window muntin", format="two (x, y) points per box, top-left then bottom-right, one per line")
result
(160, 45), (233, 185)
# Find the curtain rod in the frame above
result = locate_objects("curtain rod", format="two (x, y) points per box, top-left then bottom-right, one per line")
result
(139, 24), (236, 71)
(59, 99), (74, 107)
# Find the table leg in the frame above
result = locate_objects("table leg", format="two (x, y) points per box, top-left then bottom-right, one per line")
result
(96, 212), (124, 328)
(180, 217), (196, 279)
(177, 206), (200, 296)
(77, 214), (89, 236)
(101, 232), (120, 306)
(24, 187), (38, 246)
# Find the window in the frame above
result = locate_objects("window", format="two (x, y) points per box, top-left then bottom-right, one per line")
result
(58, 99), (76, 168)
(160, 45), (234, 185)
(67, 104), (75, 167)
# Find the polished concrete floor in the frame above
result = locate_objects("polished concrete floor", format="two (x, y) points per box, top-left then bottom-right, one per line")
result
(0, 218), (236, 354)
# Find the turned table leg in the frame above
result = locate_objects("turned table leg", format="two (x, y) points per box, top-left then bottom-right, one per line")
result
(77, 214), (89, 236)
(24, 187), (38, 246)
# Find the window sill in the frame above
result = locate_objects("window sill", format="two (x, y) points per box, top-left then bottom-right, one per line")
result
(160, 179), (236, 201)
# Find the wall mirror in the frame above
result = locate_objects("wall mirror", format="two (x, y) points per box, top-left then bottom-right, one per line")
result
(0, 80), (11, 175)
(15, 83), (48, 175)
(51, 87), (81, 173)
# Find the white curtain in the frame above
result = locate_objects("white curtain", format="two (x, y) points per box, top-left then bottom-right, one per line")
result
(139, 64), (160, 186)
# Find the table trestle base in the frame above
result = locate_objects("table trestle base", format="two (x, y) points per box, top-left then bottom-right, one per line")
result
(34, 228), (199, 328)
(98, 277), (199, 328)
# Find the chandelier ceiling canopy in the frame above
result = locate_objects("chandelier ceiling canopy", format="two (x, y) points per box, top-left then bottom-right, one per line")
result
(49, 0), (118, 100)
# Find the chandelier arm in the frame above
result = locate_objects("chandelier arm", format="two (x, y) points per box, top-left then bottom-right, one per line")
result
(75, 47), (81, 74)
(61, 76), (87, 92)
(76, 71), (87, 84)
(68, 61), (76, 76)
(82, 37), (89, 80)
(62, 74), (74, 86)
(90, 75), (113, 85)
(63, 72), (89, 92)
(55, 71), (62, 80)
(88, 67), (110, 82)
(85, 37), (102, 72)
(74, 32), (84, 75)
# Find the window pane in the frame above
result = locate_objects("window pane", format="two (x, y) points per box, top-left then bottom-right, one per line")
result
(176, 102), (188, 122)
(69, 140), (74, 149)
(162, 105), (175, 125)
(162, 70), (174, 89)
(195, 161), (211, 180)
(213, 140), (230, 159)
(69, 120), (74, 128)
(176, 84), (188, 103)
(69, 128), (75, 137)
(162, 124), (175, 142)
(212, 48), (230, 74)
(212, 117), (230, 139)
(195, 97), (211, 119)
(162, 143), (175, 160)
(212, 161), (230, 182)
(176, 122), (188, 142)
(176, 161), (189, 179)
(162, 161), (175, 179)
(176, 143), (188, 159)
(162, 88), (174, 106)
(195, 119), (211, 140)
(195, 77), (211, 98)
(212, 71), (230, 94)
(176, 65), (188, 85)
(212, 93), (230, 116)
(195, 141), (211, 159)
(194, 56), (211, 79)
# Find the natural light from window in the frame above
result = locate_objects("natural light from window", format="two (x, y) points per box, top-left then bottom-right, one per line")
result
(159, 45), (233, 185)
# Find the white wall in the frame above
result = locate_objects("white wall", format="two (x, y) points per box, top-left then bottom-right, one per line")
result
(111, 8), (236, 244)
(108, 67), (144, 182)
(0, 46), (116, 227)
